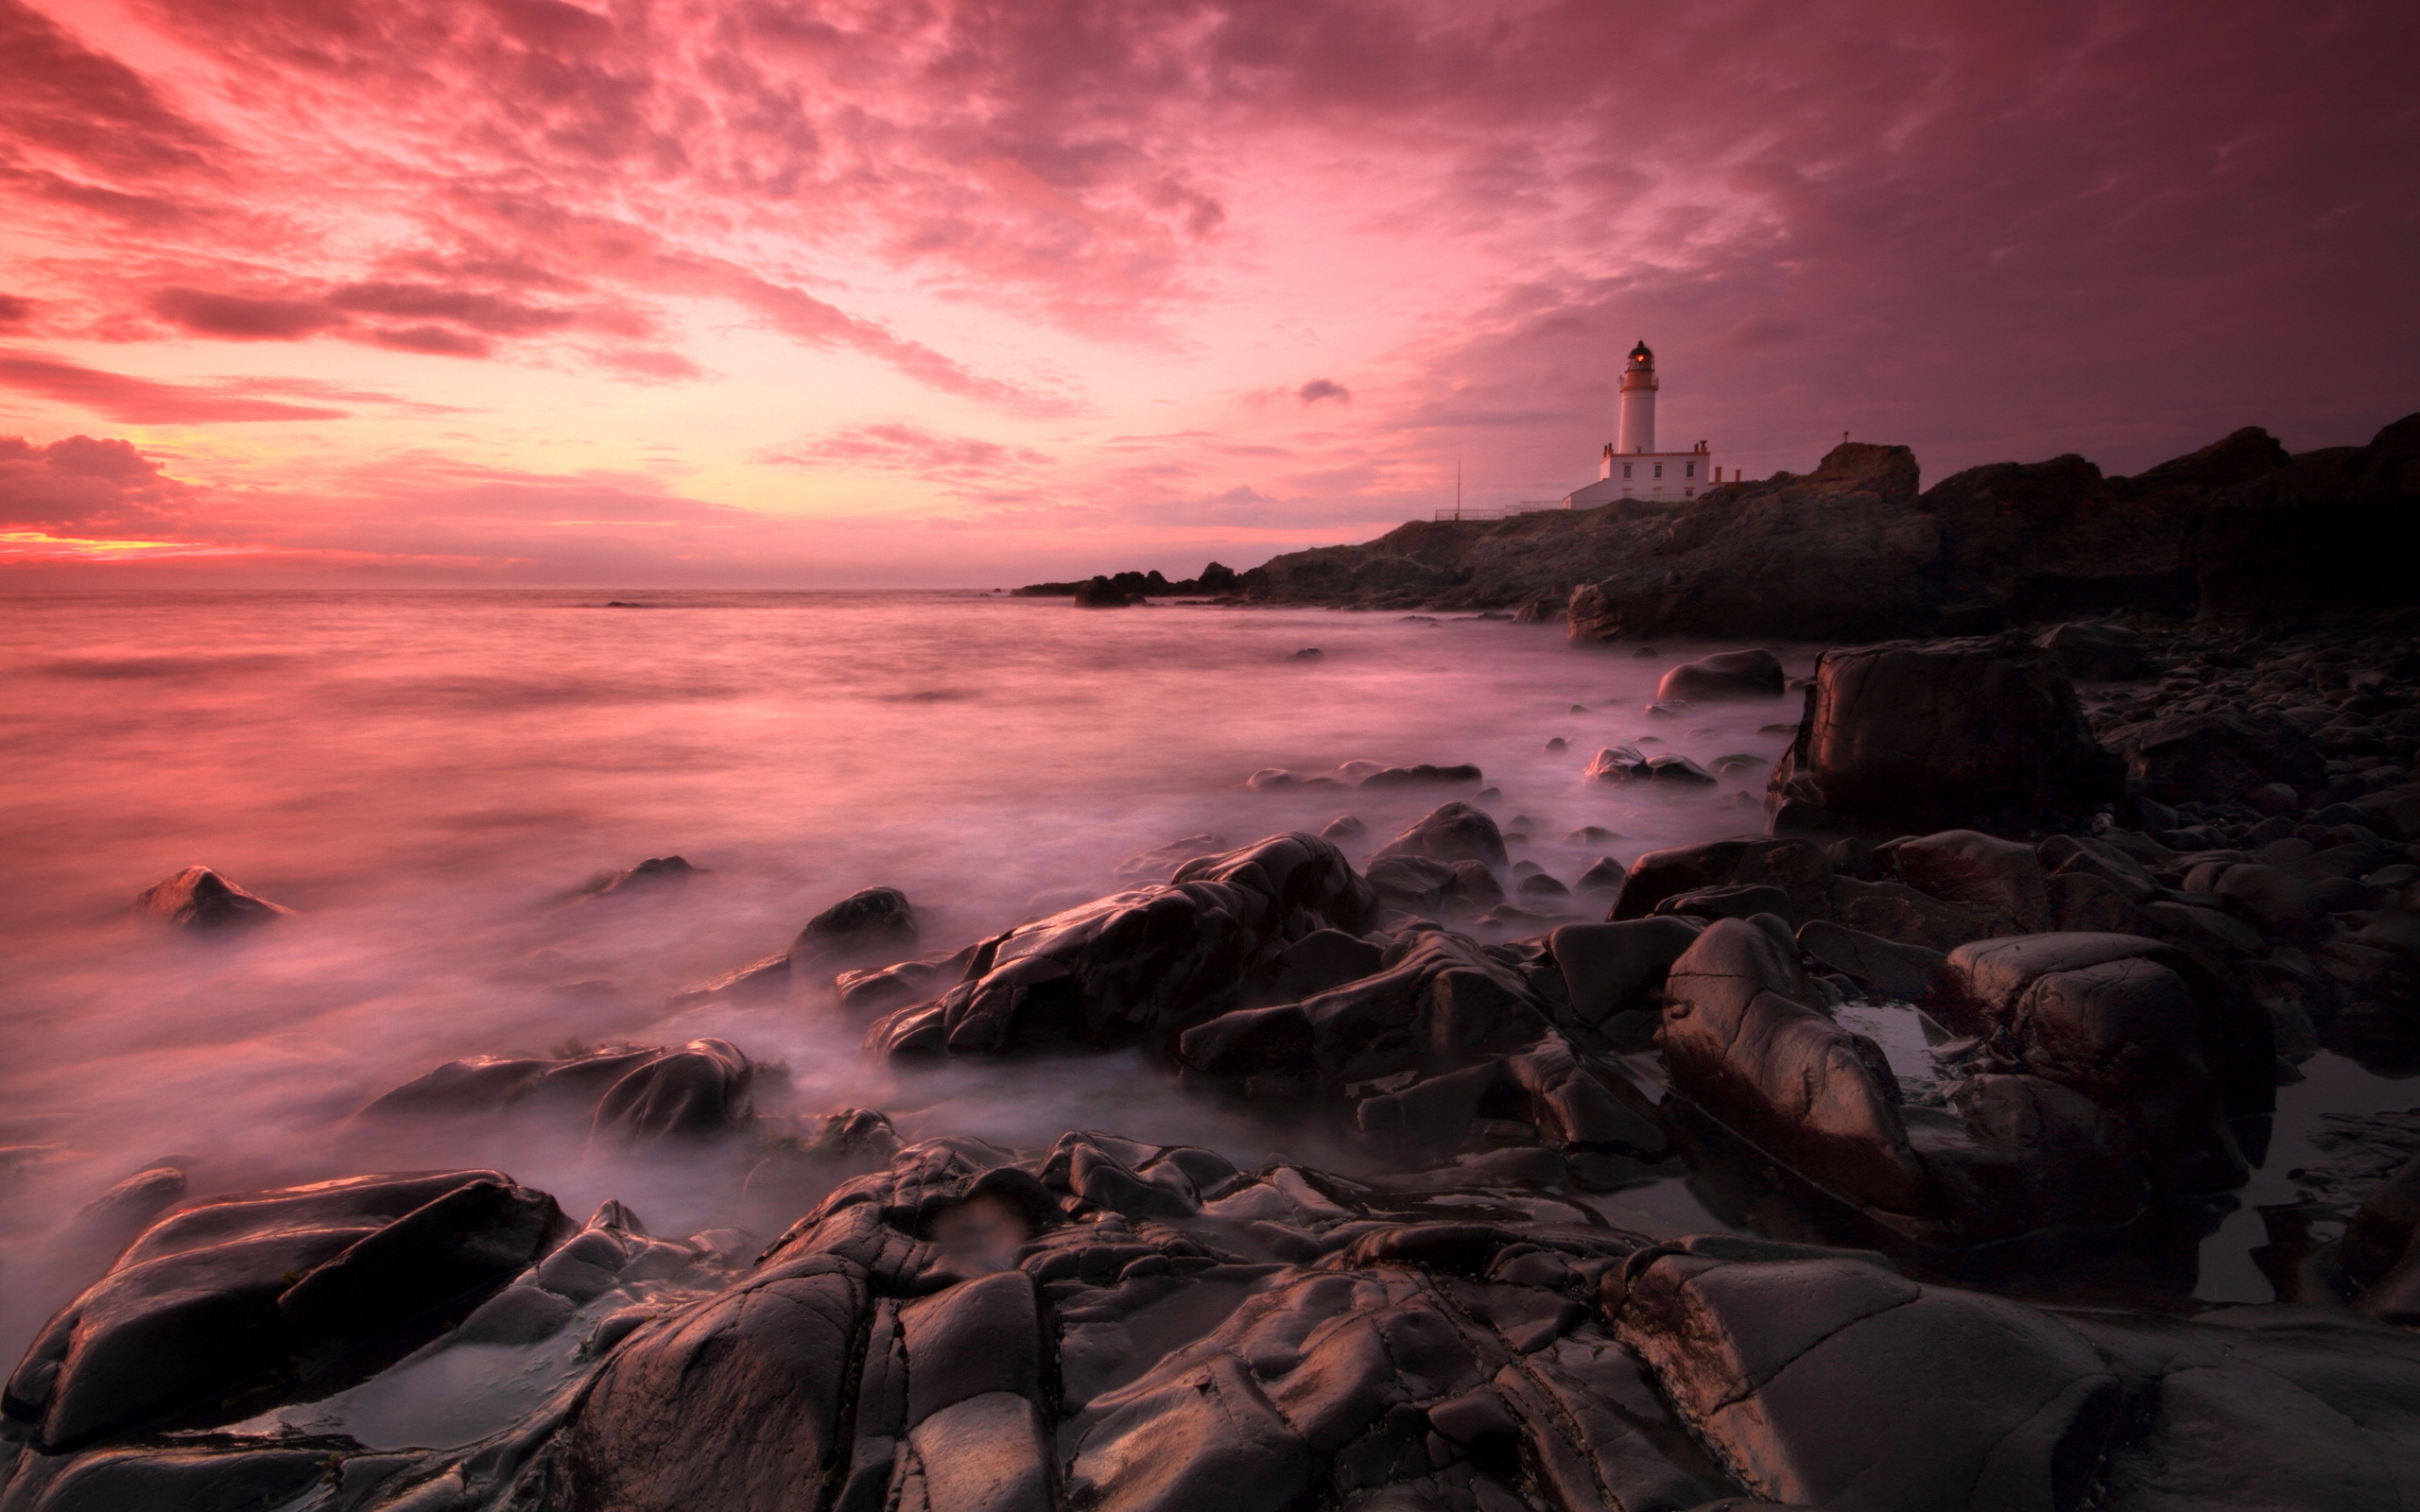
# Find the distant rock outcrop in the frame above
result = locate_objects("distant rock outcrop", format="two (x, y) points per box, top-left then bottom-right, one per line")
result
(1230, 416), (2419, 630)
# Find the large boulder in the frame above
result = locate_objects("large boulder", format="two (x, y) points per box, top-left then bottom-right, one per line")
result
(1658, 919), (1931, 1214)
(1655, 648), (1786, 701)
(132, 867), (291, 931)
(1925, 933), (2273, 1194)
(795, 886), (920, 966)
(2033, 621), (2152, 680)
(1613, 1248), (2123, 1509)
(1765, 633), (2125, 834)
(1371, 801), (1507, 868)
(1608, 836), (1836, 924)
(2, 1171), (568, 1451)
(867, 834), (1374, 1059)
(360, 1039), (756, 1143)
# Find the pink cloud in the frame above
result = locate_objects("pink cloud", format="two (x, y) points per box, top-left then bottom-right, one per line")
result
(0, 350), (349, 421)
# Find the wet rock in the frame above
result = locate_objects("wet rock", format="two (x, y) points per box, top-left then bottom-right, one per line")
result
(591, 1039), (755, 1143)
(571, 854), (703, 900)
(2034, 620), (2151, 680)
(1830, 875), (2016, 953)
(1358, 763), (1484, 788)
(1074, 576), (1136, 607)
(1319, 815), (1366, 841)
(867, 834), (1374, 1060)
(1925, 933), (2273, 1194)
(836, 946), (977, 1014)
(131, 867), (291, 931)
(1655, 648), (1786, 701)
(2106, 711), (2328, 807)
(2212, 863), (2330, 938)
(1273, 928), (1387, 998)
(1609, 837), (1836, 925)
(1652, 884), (1796, 926)
(361, 1039), (757, 1143)
(2344, 1152), (2420, 1324)
(1179, 927), (1549, 1099)
(1892, 829), (2053, 931)
(3, 1170), (567, 1451)
(1115, 834), (1231, 886)
(1584, 746), (1718, 784)
(668, 951), (792, 1008)
(1795, 920), (1947, 1003)
(59, 1166), (188, 1253)
(1373, 802), (1508, 868)
(1613, 1248), (2120, 1510)
(796, 885), (919, 966)
(1660, 919), (1930, 1213)
(1366, 854), (1460, 914)
(1765, 634), (2124, 834)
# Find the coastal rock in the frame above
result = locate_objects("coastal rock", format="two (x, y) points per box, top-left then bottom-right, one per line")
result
(1655, 648), (1786, 701)
(1924, 933), (2273, 1194)
(1890, 829), (2053, 931)
(2344, 1152), (2420, 1324)
(361, 1039), (757, 1143)
(1372, 801), (1508, 868)
(1357, 762), (1484, 788)
(1608, 836), (1836, 924)
(132, 867), (292, 930)
(2189, 412), (2420, 618)
(2105, 711), (2328, 807)
(1795, 920), (1947, 1002)
(1765, 633), (2124, 834)
(570, 853), (703, 900)
(1564, 443), (1938, 642)
(1659, 919), (1930, 1213)
(1073, 576), (1136, 607)
(1115, 834), (1231, 886)
(1613, 1248), (2121, 1510)
(866, 833), (1374, 1060)
(2033, 620), (2152, 680)
(795, 885), (919, 966)
(2, 1171), (568, 1451)
(1584, 746), (1718, 784)
(1547, 918), (1704, 1042)
(1177, 926), (1549, 1098)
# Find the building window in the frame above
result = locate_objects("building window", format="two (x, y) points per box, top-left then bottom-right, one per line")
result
(1622, 463), (1633, 479)
(1685, 462), (1695, 478)
(1653, 463), (1663, 479)
(1684, 488), (1694, 498)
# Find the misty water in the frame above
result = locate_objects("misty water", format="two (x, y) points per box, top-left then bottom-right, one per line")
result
(0, 590), (2408, 1401)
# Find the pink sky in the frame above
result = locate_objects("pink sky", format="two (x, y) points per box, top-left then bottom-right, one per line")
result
(2, 0), (2414, 586)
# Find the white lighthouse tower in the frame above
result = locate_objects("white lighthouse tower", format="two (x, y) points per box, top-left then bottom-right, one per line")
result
(1559, 339), (1724, 508)
(1616, 338), (1657, 455)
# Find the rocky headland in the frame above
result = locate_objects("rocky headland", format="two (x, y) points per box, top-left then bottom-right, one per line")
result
(8, 422), (2420, 1511)
(1230, 414), (2419, 634)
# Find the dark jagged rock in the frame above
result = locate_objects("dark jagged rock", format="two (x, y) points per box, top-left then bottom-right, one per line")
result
(1609, 836), (1836, 924)
(1547, 918), (1704, 1045)
(1655, 647), (1786, 701)
(1766, 633), (2125, 835)
(1371, 801), (1507, 868)
(131, 866), (292, 930)
(1357, 762), (1483, 788)
(2034, 620), (2151, 680)
(1583, 745), (1718, 784)
(359, 1039), (757, 1143)
(796, 885), (919, 965)
(2105, 710), (2328, 807)
(569, 853), (703, 901)
(2, 1171), (568, 1451)
(1924, 933), (2274, 1194)
(2190, 412), (2420, 618)
(867, 834), (1374, 1060)
(1073, 576), (1137, 607)
(1564, 444), (1937, 642)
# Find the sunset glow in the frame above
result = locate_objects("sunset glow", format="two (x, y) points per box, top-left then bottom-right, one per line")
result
(3, 0), (2415, 584)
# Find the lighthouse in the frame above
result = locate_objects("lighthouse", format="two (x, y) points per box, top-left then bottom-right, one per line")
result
(1559, 339), (1724, 508)
(1616, 339), (1657, 455)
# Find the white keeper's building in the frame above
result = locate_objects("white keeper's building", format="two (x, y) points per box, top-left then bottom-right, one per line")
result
(1561, 341), (1732, 507)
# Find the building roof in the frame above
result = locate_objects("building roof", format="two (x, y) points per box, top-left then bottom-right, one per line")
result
(1628, 339), (1653, 363)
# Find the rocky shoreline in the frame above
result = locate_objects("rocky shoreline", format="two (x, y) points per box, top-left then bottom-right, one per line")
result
(7, 602), (2419, 1510)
